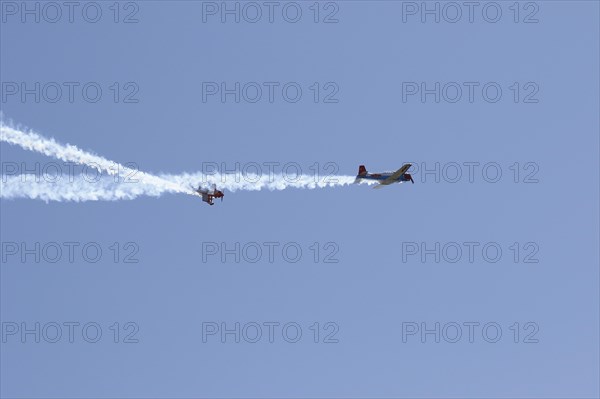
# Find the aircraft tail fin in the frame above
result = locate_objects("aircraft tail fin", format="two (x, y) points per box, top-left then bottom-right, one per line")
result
(354, 165), (367, 183)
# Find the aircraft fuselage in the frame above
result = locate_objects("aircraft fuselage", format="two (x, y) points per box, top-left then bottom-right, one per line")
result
(357, 173), (412, 183)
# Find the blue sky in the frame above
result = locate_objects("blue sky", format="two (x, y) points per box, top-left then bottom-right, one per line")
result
(1, 1), (599, 398)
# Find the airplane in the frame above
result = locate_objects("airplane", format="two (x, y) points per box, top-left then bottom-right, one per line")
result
(191, 184), (224, 205)
(354, 164), (414, 188)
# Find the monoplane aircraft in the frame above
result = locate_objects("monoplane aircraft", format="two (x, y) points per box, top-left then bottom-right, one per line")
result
(354, 164), (414, 188)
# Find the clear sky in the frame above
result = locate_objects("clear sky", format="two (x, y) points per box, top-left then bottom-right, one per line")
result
(1, 1), (599, 398)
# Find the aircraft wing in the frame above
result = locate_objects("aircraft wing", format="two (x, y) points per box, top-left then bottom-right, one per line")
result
(379, 163), (412, 185)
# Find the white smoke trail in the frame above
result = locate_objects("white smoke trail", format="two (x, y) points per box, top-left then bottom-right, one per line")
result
(1, 172), (372, 202)
(0, 175), (166, 202)
(163, 172), (372, 192)
(1, 120), (374, 201)
(0, 121), (190, 196)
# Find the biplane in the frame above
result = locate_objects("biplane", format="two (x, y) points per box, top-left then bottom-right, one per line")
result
(192, 184), (224, 205)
